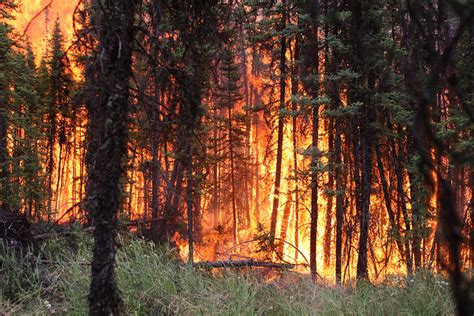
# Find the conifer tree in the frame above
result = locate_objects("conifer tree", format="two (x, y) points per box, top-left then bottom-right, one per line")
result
(45, 19), (73, 219)
(0, 0), (19, 211)
(215, 47), (245, 244)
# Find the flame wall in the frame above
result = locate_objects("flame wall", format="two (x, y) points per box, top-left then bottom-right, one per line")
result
(12, 0), (78, 59)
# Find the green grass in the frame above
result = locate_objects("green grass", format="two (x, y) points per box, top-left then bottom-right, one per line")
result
(1, 232), (455, 315)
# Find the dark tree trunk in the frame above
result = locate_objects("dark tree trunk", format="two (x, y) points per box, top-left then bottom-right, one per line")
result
(213, 105), (219, 227)
(347, 0), (374, 281)
(393, 135), (413, 274)
(47, 102), (56, 221)
(290, 32), (300, 261)
(375, 143), (406, 270)
(335, 118), (344, 283)
(302, 0), (320, 281)
(187, 158), (194, 263)
(470, 173), (474, 269)
(277, 190), (292, 259)
(253, 87), (261, 225)
(86, 0), (137, 314)
(407, 135), (423, 269)
(270, 0), (287, 241)
(238, 24), (251, 228)
(0, 63), (9, 210)
(323, 0), (333, 269)
(324, 116), (334, 268)
(228, 106), (238, 245)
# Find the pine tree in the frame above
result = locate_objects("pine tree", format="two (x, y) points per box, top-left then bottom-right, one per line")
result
(45, 19), (73, 220)
(0, 0), (19, 211)
(9, 42), (47, 219)
(215, 47), (245, 245)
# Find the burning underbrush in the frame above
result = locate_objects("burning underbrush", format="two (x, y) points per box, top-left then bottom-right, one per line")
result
(1, 229), (455, 315)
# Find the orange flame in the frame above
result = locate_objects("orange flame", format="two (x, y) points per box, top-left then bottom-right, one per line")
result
(12, 0), (78, 61)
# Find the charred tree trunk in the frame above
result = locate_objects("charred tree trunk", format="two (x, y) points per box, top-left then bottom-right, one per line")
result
(213, 104), (219, 227)
(335, 117), (344, 283)
(348, 0), (374, 281)
(253, 87), (261, 225)
(393, 135), (413, 274)
(270, 0), (287, 241)
(228, 106), (238, 245)
(187, 157), (194, 263)
(290, 32), (300, 261)
(277, 191), (292, 259)
(324, 116), (334, 268)
(323, 0), (333, 269)
(86, 0), (137, 314)
(238, 24), (251, 228)
(0, 60), (9, 210)
(375, 143), (406, 269)
(470, 173), (474, 269)
(302, 0), (320, 281)
(47, 104), (56, 220)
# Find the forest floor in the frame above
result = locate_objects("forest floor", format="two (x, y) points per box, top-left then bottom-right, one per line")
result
(1, 229), (454, 315)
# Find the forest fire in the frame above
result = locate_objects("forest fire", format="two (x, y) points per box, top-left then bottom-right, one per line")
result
(11, 0), (77, 60)
(2, 3), (473, 314)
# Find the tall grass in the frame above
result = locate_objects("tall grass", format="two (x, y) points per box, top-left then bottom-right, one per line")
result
(1, 232), (455, 315)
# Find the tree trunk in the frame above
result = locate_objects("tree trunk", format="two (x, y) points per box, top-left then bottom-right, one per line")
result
(86, 0), (137, 314)
(324, 116), (334, 268)
(0, 60), (9, 210)
(375, 143), (406, 270)
(277, 190), (292, 259)
(239, 24), (251, 228)
(393, 135), (413, 274)
(228, 106), (238, 245)
(302, 0), (320, 281)
(269, 0), (287, 241)
(335, 118), (344, 283)
(291, 33), (300, 261)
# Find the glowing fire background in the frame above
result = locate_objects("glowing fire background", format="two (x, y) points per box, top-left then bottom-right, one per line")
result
(10, 0), (472, 282)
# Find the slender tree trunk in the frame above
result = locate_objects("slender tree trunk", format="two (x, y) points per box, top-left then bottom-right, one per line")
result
(0, 76), (9, 210)
(335, 118), (344, 283)
(47, 111), (56, 220)
(355, 93), (373, 281)
(228, 106), (238, 245)
(407, 136), (423, 269)
(375, 143), (406, 269)
(393, 135), (413, 274)
(213, 105), (219, 227)
(322, 0), (333, 270)
(277, 190), (292, 259)
(253, 87), (261, 225)
(86, 1), (137, 314)
(151, 129), (160, 238)
(270, 0), (287, 242)
(324, 116), (334, 268)
(291, 34), (300, 261)
(54, 142), (63, 214)
(302, 0), (320, 281)
(239, 24), (251, 228)
(470, 173), (474, 269)
(187, 157), (194, 263)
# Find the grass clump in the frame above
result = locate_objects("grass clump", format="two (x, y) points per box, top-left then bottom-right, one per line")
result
(0, 232), (455, 315)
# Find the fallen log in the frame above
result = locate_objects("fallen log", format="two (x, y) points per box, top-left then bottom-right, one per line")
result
(192, 260), (295, 270)
(125, 217), (166, 226)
